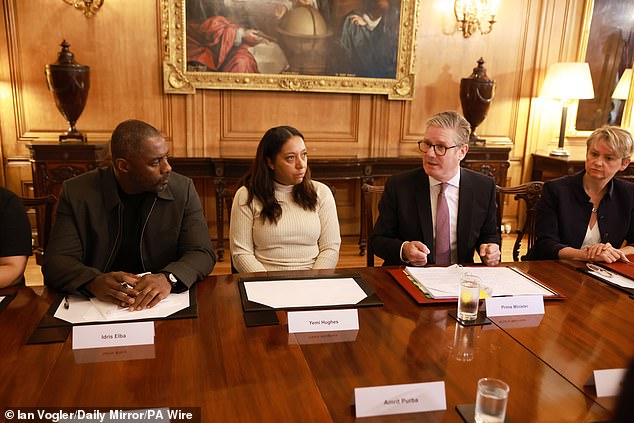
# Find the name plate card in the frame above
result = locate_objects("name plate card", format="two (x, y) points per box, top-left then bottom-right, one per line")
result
(72, 322), (155, 350)
(485, 295), (544, 317)
(593, 368), (627, 397)
(354, 382), (446, 418)
(287, 309), (359, 333)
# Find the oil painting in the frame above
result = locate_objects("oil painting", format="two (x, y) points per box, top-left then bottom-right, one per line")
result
(161, 0), (418, 99)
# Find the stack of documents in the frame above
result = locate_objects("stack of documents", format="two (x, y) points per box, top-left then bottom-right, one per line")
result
(404, 266), (554, 299)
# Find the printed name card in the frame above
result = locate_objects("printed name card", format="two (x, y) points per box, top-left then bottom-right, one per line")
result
(72, 321), (155, 350)
(485, 295), (544, 317)
(287, 309), (359, 333)
(592, 368), (627, 397)
(354, 382), (446, 418)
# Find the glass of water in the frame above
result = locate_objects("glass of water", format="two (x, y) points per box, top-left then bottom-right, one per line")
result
(457, 273), (481, 321)
(475, 378), (510, 423)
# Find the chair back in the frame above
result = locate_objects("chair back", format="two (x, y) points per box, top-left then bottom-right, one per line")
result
(361, 183), (384, 266)
(496, 181), (544, 261)
(221, 187), (238, 273)
(19, 195), (57, 265)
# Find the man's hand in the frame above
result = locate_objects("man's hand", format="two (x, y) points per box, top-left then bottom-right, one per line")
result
(87, 272), (139, 307)
(584, 242), (627, 263)
(128, 273), (172, 311)
(348, 14), (367, 26)
(403, 241), (430, 266)
(479, 243), (501, 266)
(243, 29), (264, 45)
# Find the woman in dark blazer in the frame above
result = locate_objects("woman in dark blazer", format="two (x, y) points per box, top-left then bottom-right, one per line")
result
(531, 126), (634, 262)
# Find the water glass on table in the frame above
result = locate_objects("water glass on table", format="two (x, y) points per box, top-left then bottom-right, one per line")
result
(475, 378), (510, 423)
(458, 273), (481, 321)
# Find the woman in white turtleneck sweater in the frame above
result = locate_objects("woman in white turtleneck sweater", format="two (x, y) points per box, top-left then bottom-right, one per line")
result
(229, 126), (341, 273)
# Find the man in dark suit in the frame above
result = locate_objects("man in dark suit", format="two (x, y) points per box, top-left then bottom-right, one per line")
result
(43, 120), (215, 310)
(371, 111), (501, 266)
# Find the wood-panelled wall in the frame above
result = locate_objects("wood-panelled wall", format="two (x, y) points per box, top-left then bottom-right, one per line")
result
(0, 0), (591, 237)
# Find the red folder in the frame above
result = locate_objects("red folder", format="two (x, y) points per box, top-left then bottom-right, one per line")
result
(602, 254), (634, 280)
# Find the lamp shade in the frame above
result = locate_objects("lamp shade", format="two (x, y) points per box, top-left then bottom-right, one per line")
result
(612, 68), (632, 100)
(540, 62), (594, 100)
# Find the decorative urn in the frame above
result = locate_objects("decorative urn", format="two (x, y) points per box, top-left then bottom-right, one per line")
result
(45, 40), (90, 143)
(460, 58), (495, 145)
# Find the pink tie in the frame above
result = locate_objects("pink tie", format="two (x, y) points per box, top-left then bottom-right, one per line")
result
(435, 182), (451, 265)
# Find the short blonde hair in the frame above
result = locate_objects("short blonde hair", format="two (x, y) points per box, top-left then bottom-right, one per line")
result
(586, 126), (634, 160)
(425, 111), (471, 145)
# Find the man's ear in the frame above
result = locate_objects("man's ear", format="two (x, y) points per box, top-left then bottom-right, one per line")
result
(114, 158), (129, 173)
(458, 143), (469, 161)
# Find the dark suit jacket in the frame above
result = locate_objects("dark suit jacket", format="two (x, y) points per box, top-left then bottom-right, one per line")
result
(530, 171), (634, 260)
(43, 167), (216, 295)
(371, 167), (500, 266)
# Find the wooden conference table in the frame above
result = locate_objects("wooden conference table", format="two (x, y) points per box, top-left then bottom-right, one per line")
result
(0, 260), (631, 422)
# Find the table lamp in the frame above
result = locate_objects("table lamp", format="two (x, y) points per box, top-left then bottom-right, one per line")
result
(612, 68), (632, 100)
(540, 62), (594, 157)
(612, 68), (632, 127)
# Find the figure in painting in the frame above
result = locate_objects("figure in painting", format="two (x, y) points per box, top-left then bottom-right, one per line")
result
(185, 0), (401, 78)
(336, 0), (400, 78)
(186, 0), (290, 74)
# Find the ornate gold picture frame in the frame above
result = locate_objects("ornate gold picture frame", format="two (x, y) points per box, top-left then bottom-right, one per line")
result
(569, 0), (634, 137)
(161, 0), (418, 99)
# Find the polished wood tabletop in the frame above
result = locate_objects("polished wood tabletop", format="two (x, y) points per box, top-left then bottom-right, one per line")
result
(490, 260), (634, 412)
(0, 262), (628, 422)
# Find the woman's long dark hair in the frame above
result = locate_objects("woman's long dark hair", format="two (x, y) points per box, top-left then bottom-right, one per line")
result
(241, 126), (317, 224)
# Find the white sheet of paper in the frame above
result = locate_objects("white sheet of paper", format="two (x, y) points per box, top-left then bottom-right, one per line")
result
(243, 278), (368, 308)
(587, 269), (634, 289)
(404, 265), (464, 298)
(53, 292), (190, 324)
(354, 381), (447, 418)
(89, 296), (176, 320)
(405, 266), (553, 298)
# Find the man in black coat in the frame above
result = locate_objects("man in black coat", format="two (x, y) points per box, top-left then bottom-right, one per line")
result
(43, 120), (215, 310)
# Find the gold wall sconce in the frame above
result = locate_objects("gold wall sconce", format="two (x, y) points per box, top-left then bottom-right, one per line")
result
(454, 0), (499, 38)
(62, 0), (103, 18)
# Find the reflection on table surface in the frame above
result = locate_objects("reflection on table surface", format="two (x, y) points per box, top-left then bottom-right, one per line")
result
(1, 261), (631, 422)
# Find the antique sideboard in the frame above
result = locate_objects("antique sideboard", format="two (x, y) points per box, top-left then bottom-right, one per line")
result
(27, 144), (510, 261)
(531, 152), (634, 181)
